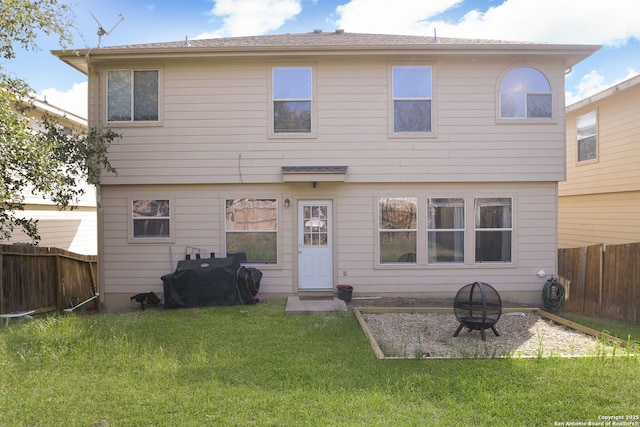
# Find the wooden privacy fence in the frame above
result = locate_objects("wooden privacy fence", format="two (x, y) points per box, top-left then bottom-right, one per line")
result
(0, 244), (98, 314)
(558, 243), (640, 323)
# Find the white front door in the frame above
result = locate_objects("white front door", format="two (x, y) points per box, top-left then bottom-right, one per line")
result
(298, 200), (333, 290)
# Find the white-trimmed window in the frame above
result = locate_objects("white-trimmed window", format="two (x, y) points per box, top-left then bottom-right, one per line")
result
(475, 198), (512, 263)
(379, 197), (417, 264)
(500, 67), (552, 119)
(107, 69), (159, 122)
(272, 67), (312, 133)
(427, 198), (465, 264)
(392, 66), (432, 133)
(577, 111), (597, 162)
(131, 199), (171, 240)
(225, 198), (278, 263)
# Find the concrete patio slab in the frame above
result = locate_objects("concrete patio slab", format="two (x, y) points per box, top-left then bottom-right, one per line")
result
(285, 296), (348, 315)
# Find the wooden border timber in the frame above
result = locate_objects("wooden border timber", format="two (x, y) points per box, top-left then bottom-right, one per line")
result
(353, 307), (633, 360)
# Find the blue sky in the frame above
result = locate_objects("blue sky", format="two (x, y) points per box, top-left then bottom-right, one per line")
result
(3, 0), (640, 117)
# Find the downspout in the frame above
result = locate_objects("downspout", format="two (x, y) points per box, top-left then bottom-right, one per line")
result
(85, 50), (107, 310)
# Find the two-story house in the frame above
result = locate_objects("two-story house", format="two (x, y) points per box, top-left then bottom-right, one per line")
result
(559, 74), (640, 248)
(4, 99), (97, 255)
(53, 32), (598, 310)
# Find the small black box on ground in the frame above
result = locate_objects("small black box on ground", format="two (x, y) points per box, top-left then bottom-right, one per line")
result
(337, 285), (353, 302)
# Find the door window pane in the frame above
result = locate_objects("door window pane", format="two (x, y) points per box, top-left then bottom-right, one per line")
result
(302, 205), (328, 247)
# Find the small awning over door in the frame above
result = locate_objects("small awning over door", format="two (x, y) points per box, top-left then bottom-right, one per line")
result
(281, 166), (348, 182)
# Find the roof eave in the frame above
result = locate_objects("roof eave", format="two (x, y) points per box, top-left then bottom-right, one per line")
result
(567, 73), (640, 112)
(52, 42), (600, 75)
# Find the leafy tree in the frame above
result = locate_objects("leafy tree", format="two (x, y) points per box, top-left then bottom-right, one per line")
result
(0, 0), (119, 243)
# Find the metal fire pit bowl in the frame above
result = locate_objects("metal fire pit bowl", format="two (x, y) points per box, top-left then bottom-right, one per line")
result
(453, 281), (502, 341)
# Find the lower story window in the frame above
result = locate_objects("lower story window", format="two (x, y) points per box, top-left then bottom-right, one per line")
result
(225, 198), (277, 263)
(475, 197), (512, 263)
(427, 198), (465, 263)
(379, 197), (417, 263)
(132, 199), (171, 239)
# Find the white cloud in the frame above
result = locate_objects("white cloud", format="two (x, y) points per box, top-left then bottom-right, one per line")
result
(335, 0), (640, 46)
(197, 0), (302, 39)
(335, 0), (463, 35)
(38, 82), (88, 119)
(565, 68), (639, 105)
(334, 0), (640, 104)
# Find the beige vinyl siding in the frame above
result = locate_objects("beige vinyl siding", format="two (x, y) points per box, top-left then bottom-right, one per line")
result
(558, 191), (640, 247)
(559, 77), (640, 247)
(94, 58), (567, 186)
(7, 101), (95, 254)
(6, 207), (97, 255)
(561, 81), (640, 196)
(99, 182), (556, 305)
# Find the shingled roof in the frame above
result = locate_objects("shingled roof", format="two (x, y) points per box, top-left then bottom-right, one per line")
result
(52, 31), (600, 75)
(100, 31), (525, 50)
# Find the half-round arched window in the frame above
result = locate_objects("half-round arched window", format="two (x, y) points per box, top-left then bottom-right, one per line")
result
(500, 67), (552, 119)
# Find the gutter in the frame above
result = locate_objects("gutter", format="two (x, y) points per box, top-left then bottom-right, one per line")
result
(52, 42), (600, 75)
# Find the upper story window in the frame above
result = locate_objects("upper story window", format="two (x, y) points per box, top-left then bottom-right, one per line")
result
(500, 67), (552, 119)
(107, 69), (159, 122)
(577, 111), (597, 162)
(272, 67), (312, 133)
(392, 66), (432, 133)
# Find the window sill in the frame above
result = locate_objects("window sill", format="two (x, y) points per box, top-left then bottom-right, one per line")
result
(577, 158), (598, 166)
(374, 262), (516, 269)
(496, 118), (556, 125)
(268, 132), (317, 139)
(388, 132), (438, 139)
(104, 121), (163, 128)
(127, 237), (175, 244)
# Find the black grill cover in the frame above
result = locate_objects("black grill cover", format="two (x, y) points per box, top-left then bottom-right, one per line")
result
(161, 255), (261, 309)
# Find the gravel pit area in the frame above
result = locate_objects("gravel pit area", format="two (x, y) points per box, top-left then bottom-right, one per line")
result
(359, 311), (623, 359)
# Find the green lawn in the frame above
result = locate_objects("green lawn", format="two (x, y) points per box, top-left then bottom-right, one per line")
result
(1, 301), (638, 426)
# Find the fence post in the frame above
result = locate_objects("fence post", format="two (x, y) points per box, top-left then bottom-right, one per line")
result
(0, 251), (3, 313)
(56, 254), (64, 311)
(598, 245), (604, 315)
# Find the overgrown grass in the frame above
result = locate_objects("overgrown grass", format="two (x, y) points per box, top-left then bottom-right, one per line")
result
(560, 311), (640, 343)
(1, 301), (638, 426)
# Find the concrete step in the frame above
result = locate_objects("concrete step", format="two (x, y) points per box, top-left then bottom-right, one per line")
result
(285, 296), (348, 315)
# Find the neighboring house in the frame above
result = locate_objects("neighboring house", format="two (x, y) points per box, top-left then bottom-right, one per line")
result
(4, 99), (97, 255)
(53, 32), (598, 309)
(559, 74), (640, 248)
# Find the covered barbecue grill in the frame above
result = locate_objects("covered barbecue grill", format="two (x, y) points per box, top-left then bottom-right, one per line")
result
(161, 254), (261, 309)
(453, 281), (502, 341)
